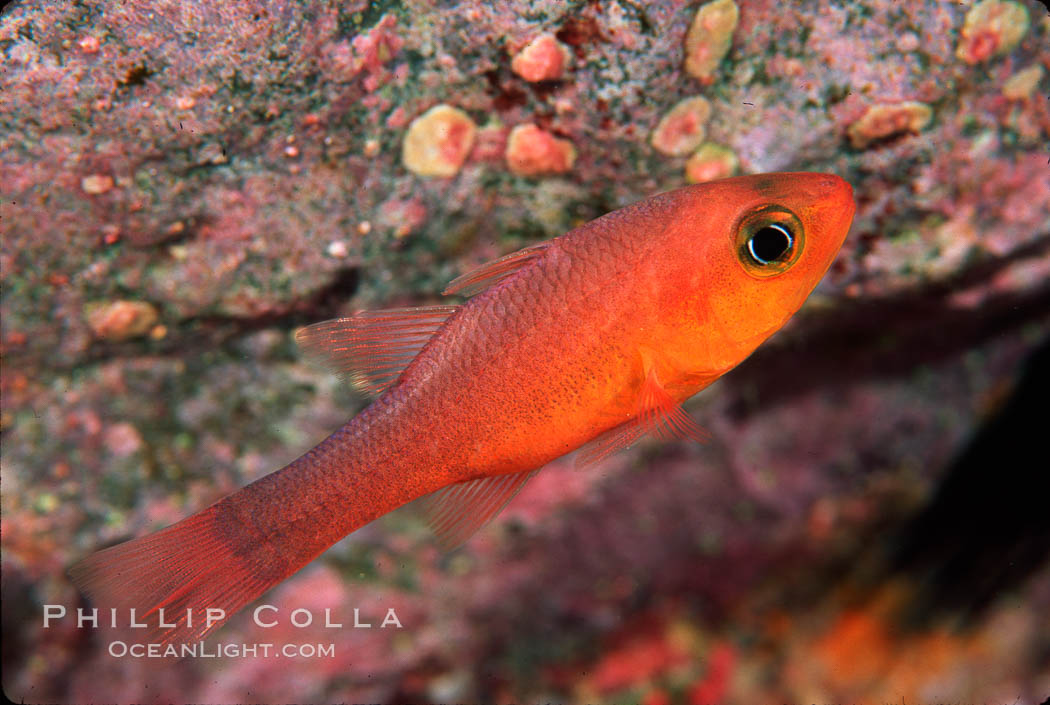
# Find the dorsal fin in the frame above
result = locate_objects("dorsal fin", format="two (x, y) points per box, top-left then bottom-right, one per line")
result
(418, 469), (540, 549)
(442, 242), (550, 297)
(575, 367), (711, 470)
(295, 305), (458, 396)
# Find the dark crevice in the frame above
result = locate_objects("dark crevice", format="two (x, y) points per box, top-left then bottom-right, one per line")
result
(724, 234), (1050, 419)
(555, 10), (606, 58)
(301, 265), (361, 316)
(850, 231), (1050, 295)
(15, 234), (1050, 388)
(729, 284), (1050, 417)
(167, 265), (360, 355)
(483, 68), (528, 112)
(66, 266), (361, 368)
(881, 335), (1049, 629)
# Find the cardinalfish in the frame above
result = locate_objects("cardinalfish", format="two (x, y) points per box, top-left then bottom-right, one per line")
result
(71, 172), (855, 644)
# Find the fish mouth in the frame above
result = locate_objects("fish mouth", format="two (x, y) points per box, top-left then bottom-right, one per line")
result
(824, 175), (856, 246)
(820, 174), (855, 217)
(771, 172), (855, 278)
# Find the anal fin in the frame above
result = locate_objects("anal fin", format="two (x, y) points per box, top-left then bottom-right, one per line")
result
(418, 469), (540, 549)
(295, 305), (458, 396)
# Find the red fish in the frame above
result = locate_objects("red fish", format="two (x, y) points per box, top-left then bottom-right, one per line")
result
(71, 172), (855, 644)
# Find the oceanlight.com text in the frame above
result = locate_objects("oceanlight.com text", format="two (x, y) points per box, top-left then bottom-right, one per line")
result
(108, 640), (336, 659)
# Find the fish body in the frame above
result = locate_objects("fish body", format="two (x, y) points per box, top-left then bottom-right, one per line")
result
(71, 172), (855, 644)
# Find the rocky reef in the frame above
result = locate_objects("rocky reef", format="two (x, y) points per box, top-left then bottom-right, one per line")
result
(2, 0), (1047, 702)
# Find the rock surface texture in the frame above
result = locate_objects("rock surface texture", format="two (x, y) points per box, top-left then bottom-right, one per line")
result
(2, 0), (1048, 702)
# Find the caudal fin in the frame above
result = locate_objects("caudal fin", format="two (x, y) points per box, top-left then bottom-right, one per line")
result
(69, 500), (288, 645)
(70, 426), (380, 646)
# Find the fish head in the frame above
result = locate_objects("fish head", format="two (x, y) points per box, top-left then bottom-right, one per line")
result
(659, 172), (855, 373)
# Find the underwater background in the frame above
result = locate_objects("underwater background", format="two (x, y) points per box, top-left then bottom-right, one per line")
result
(2, 0), (1048, 702)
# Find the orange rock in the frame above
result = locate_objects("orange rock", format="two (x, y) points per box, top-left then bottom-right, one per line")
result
(956, 0), (1030, 64)
(685, 143), (738, 183)
(847, 101), (933, 149)
(683, 0), (739, 84)
(81, 174), (114, 195)
(85, 300), (159, 341)
(401, 104), (477, 177)
(814, 609), (894, 685)
(651, 97), (712, 156)
(589, 628), (687, 694)
(641, 690), (671, 705)
(1002, 64), (1043, 100)
(505, 124), (576, 176)
(686, 642), (735, 705)
(78, 36), (100, 53)
(511, 34), (572, 82)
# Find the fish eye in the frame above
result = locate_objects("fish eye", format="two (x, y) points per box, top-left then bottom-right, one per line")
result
(734, 206), (804, 277)
(747, 224), (794, 265)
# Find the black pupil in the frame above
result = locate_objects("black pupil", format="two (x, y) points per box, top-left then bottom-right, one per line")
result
(749, 224), (792, 264)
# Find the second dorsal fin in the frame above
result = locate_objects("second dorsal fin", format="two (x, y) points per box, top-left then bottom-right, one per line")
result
(442, 242), (550, 297)
(295, 305), (458, 396)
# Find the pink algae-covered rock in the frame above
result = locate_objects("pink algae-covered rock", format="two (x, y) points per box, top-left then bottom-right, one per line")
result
(510, 34), (572, 82)
(1001, 64), (1043, 100)
(80, 174), (114, 195)
(956, 0), (1030, 65)
(379, 197), (427, 238)
(685, 143), (738, 183)
(470, 125), (510, 163)
(6, 0), (1050, 701)
(351, 13), (403, 74)
(683, 0), (739, 84)
(401, 104), (477, 177)
(650, 97), (712, 157)
(505, 124), (576, 176)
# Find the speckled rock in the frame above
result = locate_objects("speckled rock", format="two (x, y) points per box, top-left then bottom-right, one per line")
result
(956, 0), (1030, 64)
(846, 101), (934, 149)
(3, 0), (1049, 702)
(650, 96), (712, 157)
(685, 142), (738, 183)
(683, 0), (739, 83)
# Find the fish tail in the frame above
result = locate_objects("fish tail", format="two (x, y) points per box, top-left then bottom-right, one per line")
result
(68, 500), (278, 645)
(69, 424), (392, 646)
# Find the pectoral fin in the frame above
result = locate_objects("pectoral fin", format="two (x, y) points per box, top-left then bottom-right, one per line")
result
(575, 367), (710, 470)
(636, 367), (711, 443)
